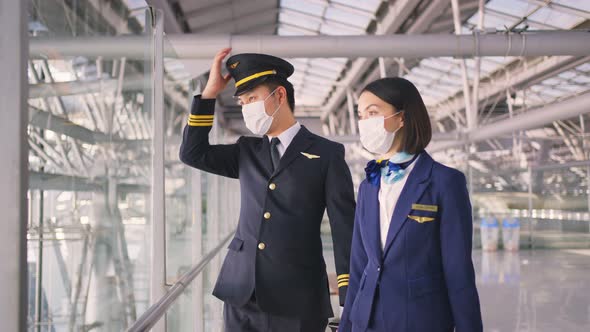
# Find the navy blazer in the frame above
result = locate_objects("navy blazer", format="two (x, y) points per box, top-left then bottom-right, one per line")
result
(179, 96), (355, 320)
(340, 152), (482, 332)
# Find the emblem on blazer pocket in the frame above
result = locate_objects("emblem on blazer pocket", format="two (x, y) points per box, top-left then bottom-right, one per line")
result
(300, 152), (321, 159)
(408, 215), (436, 223)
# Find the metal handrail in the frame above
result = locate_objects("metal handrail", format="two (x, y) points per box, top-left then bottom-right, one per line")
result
(127, 230), (235, 332)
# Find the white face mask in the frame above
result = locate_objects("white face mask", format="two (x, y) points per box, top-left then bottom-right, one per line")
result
(241, 88), (282, 136)
(358, 112), (402, 155)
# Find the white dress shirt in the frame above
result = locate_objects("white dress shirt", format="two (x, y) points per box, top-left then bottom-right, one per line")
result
(379, 156), (420, 250)
(267, 122), (301, 158)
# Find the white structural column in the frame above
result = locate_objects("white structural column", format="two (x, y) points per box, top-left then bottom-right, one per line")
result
(150, 8), (167, 332)
(0, 0), (29, 331)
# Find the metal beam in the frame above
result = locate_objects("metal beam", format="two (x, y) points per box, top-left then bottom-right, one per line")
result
(321, 0), (422, 121)
(29, 171), (100, 191)
(29, 76), (146, 98)
(30, 31), (590, 59)
(432, 55), (590, 121)
(354, 0), (450, 109)
(429, 92), (590, 152)
(29, 107), (169, 148)
(0, 0), (28, 330)
(28, 171), (149, 193)
(150, 9), (166, 332)
(29, 107), (102, 144)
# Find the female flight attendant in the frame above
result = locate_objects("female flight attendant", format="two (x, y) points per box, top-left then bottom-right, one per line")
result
(339, 78), (482, 332)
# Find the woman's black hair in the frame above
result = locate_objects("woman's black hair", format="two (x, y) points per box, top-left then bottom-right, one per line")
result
(362, 77), (432, 154)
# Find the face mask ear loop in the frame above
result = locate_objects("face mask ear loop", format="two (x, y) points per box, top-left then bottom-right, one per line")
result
(384, 110), (403, 120)
(263, 87), (279, 102)
(382, 110), (404, 135)
(266, 87), (283, 118)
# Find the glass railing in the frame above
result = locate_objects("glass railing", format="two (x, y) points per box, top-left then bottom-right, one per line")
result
(27, 4), (156, 331)
(27, 4), (247, 330)
(160, 21), (242, 332)
(128, 230), (235, 332)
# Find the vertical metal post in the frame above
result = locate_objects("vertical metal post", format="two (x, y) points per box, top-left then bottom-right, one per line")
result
(346, 88), (357, 135)
(378, 57), (387, 78)
(527, 167), (534, 249)
(209, 124), (222, 329)
(328, 113), (336, 135)
(587, 165), (590, 214)
(451, 0), (474, 130)
(375, 22), (387, 79)
(471, 0), (485, 129)
(150, 8), (167, 332)
(397, 58), (405, 76)
(35, 190), (44, 332)
(0, 0), (29, 330)
(465, 143), (475, 249)
(190, 168), (204, 332)
(581, 114), (590, 214)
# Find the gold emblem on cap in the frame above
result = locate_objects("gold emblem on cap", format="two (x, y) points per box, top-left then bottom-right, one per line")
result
(230, 61), (239, 69)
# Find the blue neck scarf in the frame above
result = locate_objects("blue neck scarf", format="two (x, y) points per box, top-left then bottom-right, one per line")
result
(365, 152), (418, 186)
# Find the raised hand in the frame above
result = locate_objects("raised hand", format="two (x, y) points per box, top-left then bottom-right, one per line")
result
(202, 47), (233, 99)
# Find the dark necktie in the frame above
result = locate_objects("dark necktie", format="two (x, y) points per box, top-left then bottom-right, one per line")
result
(270, 137), (281, 172)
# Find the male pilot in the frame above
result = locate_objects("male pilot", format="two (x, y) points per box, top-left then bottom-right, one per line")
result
(179, 48), (355, 332)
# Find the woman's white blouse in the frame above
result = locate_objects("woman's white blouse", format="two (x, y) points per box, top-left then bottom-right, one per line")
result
(378, 156), (420, 250)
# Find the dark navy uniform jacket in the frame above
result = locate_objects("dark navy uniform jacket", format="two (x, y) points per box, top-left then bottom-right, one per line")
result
(340, 152), (483, 332)
(179, 96), (355, 320)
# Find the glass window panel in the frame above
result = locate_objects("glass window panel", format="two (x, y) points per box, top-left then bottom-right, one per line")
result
(404, 74), (430, 85)
(537, 87), (567, 98)
(528, 6), (584, 29)
(571, 75), (590, 84)
(281, 0), (326, 16)
(278, 25), (307, 36)
(558, 71), (578, 79)
(279, 12), (320, 32)
(478, 11), (519, 30)
(487, 0), (538, 17)
(324, 7), (371, 28)
(331, 0), (381, 12)
(319, 22), (365, 35)
(553, 0), (590, 12)
(421, 58), (456, 72)
(309, 58), (348, 71)
(557, 84), (585, 93)
(412, 66), (445, 78)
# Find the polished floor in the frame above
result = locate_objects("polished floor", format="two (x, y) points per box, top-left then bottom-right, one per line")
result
(325, 248), (590, 331)
(475, 249), (590, 332)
